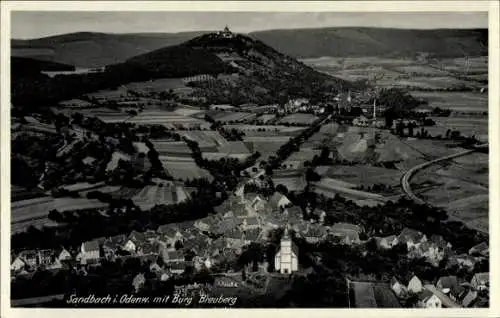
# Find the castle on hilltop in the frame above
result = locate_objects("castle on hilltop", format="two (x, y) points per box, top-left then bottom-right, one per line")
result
(217, 25), (234, 39)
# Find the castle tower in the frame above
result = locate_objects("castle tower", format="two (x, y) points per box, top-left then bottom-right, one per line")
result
(274, 225), (298, 274)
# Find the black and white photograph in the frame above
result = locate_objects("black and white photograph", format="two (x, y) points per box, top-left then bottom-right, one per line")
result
(2, 1), (497, 313)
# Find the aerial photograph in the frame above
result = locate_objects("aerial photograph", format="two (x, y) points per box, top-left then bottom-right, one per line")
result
(8, 10), (489, 308)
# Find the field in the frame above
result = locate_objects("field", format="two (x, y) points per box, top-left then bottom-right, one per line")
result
(202, 141), (252, 161)
(224, 124), (305, 136)
(278, 113), (319, 125)
(256, 114), (276, 124)
(125, 78), (193, 96)
(303, 55), (487, 92)
(243, 136), (291, 160)
(179, 130), (228, 150)
(430, 117), (488, 142)
(315, 165), (403, 188)
(208, 111), (257, 123)
(410, 152), (488, 233)
(409, 91), (488, 113)
(160, 158), (213, 181)
(150, 140), (193, 157)
(51, 107), (132, 123)
(312, 178), (388, 203)
(11, 197), (109, 233)
(128, 183), (191, 210)
(271, 170), (308, 192)
(282, 147), (320, 169)
(125, 109), (210, 129)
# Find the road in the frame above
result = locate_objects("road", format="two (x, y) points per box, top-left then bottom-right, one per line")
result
(400, 143), (488, 205)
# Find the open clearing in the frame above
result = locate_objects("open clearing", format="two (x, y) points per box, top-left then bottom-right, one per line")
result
(409, 91), (488, 113)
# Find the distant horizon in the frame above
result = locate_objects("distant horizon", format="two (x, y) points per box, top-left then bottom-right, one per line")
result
(12, 25), (490, 41)
(11, 11), (488, 40)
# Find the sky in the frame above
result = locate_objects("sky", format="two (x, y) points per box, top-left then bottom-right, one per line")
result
(11, 11), (488, 40)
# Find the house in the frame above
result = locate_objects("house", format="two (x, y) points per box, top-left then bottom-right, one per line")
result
(390, 277), (407, 298)
(19, 250), (39, 268)
(244, 228), (263, 244)
(245, 193), (267, 213)
(436, 276), (465, 302)
(454, 254), (477, 270)
(305, 225), (327, 244)
(353, 115), (370, 127)
(57, 248), (73, 262)
(469, 242), (488, 257)
(169, 261), (188, 275)
(137, 242), (157, 255)
(241, 216), (260, 230)
(376, 235), (398, 249)
(417, 289), (442, 308)
(274, 227), (298, 274)
(470, 272), (489, 291)
(423, 284), (461, 308)
(330, 223), (363, 245)
(397, 228), (427, 250)
(194, 218), (211, 232)
(162, 250), (184, 263)
(132, 273), (146, 293)
(269, 192), (292, 210)
(122, 239), (137, 254)
(407, 275), (424, 294)
(80, 240), (101, 264)
(312, 208), (327, 223)
(11, 257), (26, 272)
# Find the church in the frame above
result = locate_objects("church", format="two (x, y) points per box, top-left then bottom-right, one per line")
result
(274, 226), (299, 274)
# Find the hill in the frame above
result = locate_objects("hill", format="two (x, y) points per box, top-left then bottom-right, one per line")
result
(11, 28), (487, 68)
(109, 31), (350, 105)
(250, 27), (488, 59)
(11, 31), (350, 108)
(11, 31), (208, 68)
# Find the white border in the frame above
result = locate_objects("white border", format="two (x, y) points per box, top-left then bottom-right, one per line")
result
(1, 1), (499, 318)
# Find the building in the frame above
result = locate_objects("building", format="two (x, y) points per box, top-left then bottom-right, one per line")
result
(375, 235), (399, 250)
(268, 192), (292, 211)
(274, 227), (298, 274)
(470, 272), (489, 291)
(79, 240), (101, 264)
(417, 289), (442, 308)
(469, 242), (488, 257)
(330, 223), (363, 245)
(397, 228), (427, 250)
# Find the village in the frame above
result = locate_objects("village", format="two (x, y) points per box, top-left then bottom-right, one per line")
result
(9, 24), (489, 309)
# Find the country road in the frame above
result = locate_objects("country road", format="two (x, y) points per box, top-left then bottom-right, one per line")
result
(400, 143), (488, 207)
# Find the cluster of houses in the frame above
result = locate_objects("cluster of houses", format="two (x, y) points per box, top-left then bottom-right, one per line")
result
(374, 228), (489, 270)
(390, 272), (489, 308)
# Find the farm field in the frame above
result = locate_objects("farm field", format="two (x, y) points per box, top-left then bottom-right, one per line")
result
(377, 76), (472, 90)
(224, 124), (305, 135)
(179, 130), (228, 149)
(150, 140), (192, 157)
(315, 165), (403, 188)
(160, 159), (213, 181)
(11, 197), (109, 232)
(410, 151), (488, 233)
(125, 109), (210, 129)
(125, 78), (193, 95)
(208, 111), (257, 123)
(409, 91), (488, 113)
(126, 183), (191, 210)
(278, 113), (318, 125)
(282, 148), (320, 169)
(312, 178), (388, 203)
(202, 141), (252, 161)
(51, 107), (132, 123)
(271, 170), (307, 192)
(256, 114), (276, 123)
(243, 136), (291, 159)
(430, 116), (488, 142)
